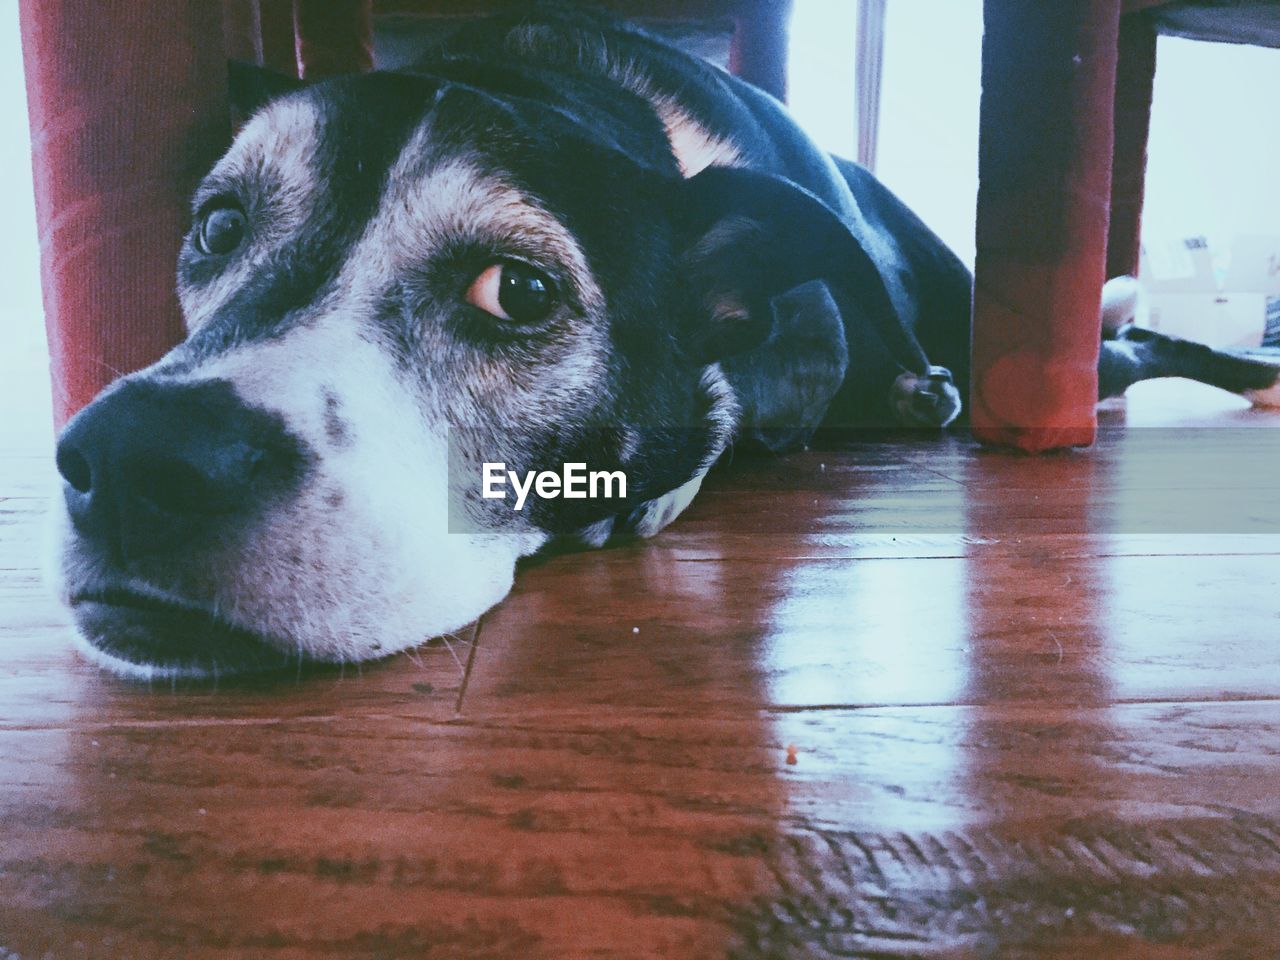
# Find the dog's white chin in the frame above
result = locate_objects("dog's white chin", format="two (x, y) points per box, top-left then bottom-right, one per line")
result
(72, 633), (218, 682)
(55, 503), (539, 681)
(64, 556), (522, 682)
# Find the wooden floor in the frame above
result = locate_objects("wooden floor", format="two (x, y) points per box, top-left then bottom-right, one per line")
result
(4, 380), (1280, 959)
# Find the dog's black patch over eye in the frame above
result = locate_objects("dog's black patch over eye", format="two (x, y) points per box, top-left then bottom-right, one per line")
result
(196, 205), (248, 256)
(466, 261), (557, 324)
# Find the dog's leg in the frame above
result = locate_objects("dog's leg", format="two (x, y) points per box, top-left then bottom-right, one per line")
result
(722, 280), (850, 451)
(1099, 325), (1280, 404)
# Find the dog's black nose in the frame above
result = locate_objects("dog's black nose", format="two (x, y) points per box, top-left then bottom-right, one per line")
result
(55, 378), (307, 563)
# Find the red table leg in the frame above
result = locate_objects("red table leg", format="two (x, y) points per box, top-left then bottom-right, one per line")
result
(728, 0), (794, 103)
(293, 0), (374, 80)
(223, 0), (264, 66)
(970, 0), (1122, 452)
(260, 0), (300, 76)
(1108, 13), (1157, 281)
(19, 0), (231, 429)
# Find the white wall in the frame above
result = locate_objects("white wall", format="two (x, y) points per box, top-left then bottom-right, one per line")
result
(787, 0), (860, 160)
(789, 0), (982, 265)
(789, 1), (1280, 270)
(1144, 35), (1280, 254)
(0, 7), (52, 453)
(0, 9), (40, 343)
(876, 0), (982, 267)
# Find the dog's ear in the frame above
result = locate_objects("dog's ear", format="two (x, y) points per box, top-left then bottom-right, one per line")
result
(673, 167), (930, 446)
(674, 167), (927, 371)
(228, 60), (308, 118)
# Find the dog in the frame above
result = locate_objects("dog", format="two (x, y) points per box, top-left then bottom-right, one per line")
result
(49, 5), (1280, 679)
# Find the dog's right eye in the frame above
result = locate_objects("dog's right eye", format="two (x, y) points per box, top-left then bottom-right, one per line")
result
(465, 261), (557, 324)
(196, 206), (248, 256)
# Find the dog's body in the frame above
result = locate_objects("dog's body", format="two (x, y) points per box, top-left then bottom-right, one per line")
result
(50, 6), (1280, 678)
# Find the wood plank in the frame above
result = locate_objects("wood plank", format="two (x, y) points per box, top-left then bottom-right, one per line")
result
(7, 514), (1280, 724)
(4, 379), (1280, 956)
(3, 702), (1280, 958)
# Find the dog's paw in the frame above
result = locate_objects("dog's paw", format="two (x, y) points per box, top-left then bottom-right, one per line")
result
(1101, 275), (1142, 337)
(1244, 375), (1280, 408)
(625, 472), (706, 538)
(891, 366), (961, 428)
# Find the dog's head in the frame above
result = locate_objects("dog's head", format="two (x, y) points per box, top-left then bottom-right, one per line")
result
(51, 56), (881, 678)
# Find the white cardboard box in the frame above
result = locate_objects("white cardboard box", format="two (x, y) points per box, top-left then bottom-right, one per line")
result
(1139, 234), (1280, 348)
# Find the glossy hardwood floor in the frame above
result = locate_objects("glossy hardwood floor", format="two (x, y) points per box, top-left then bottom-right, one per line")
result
(4, 380), (1280, 959)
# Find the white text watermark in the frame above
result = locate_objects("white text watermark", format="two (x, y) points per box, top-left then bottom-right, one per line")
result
(482, 462), (627, 511)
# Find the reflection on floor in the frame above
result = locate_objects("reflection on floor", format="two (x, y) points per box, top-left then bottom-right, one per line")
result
(3, 378), (1280, 959)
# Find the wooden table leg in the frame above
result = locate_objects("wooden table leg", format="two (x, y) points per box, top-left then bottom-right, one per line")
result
(970, 0), (1122, 452)
(19, 0), (231, 429)
(222, 0), (264, 67)
(729, 0), (794, 103)
(260, 0), (300, 76)
(293, 0), (374, 80)
(1107, 12), (1157, 281)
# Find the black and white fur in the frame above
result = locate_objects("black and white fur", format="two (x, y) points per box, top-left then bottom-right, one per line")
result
(49, 5), (1280, 678)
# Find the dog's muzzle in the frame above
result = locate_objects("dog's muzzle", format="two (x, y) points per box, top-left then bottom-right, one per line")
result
(54, 377), (311, 674)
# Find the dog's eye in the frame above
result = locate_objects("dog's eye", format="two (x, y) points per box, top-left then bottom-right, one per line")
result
(466, 261), (557, 323)
(196, 205), (247, 256)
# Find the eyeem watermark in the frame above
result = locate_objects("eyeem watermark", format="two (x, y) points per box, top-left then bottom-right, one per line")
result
(483, 462), (627, 511)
